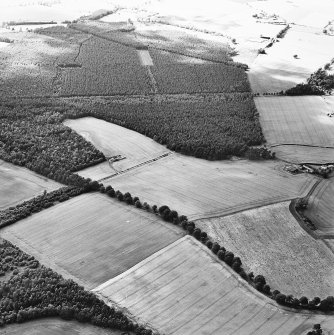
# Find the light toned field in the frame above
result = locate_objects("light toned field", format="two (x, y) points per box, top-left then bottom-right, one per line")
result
(305, 179), (334, 237)
(93, 236), (334, 335)
(196, 202), (334, 297)
(101, 154), (316, 220)
(0, 159), (62, 210)
(272, 145), (334, 165)
(255, 96), (334, 163)
(0, 193), (183, 289)
(3, 318), (124, 335)
(65, 117), (170, 177)
(0, 0), (117, 23)
(248, 25), (334, 93)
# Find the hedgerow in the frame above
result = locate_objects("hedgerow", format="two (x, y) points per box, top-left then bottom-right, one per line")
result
(0, 239), (155, 334)
(100, 183), (334, 312)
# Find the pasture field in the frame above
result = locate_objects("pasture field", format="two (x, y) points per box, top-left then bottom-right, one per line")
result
(0, 193), (183, 289)
(255, 96), (334, 163)
(305, 179), (334, 237)
(64, 117), (170, 177)
(93, 236), (334, 335)
(196, 202), (334, 297)
(102, 154), (316, 220)
(272, 145), (334, 165)
(2, 318), (125, 335)
(248, 26), (334, 93)
(0, 159), (62, 210)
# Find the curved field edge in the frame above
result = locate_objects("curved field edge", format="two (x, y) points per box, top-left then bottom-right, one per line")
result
(93, 236), (334, 335)
(304, 179), (334, 237)
(196, 201), (334, 297)
(2, 318), (125, 335)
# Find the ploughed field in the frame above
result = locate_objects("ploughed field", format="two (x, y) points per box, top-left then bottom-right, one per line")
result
(0, 159), (62, 210)
(2, 318), (126, 335)
(67, 117), (316, 219)
(64, 117), (170, 177)
(101, 153), (315, 220)
(305, 179), (334, 237)
(93, 236), (334, 335)
(255, 96), (334, 164)
(196, 202), (334, 297)
(0, 193), (183, 289)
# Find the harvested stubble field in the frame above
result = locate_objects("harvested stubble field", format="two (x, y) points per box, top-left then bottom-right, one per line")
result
(255, 96), (334, 163)
(271, 145), (334, 165)
(102, 154), (316, 220)
(0, 193), (183, 289)
(305, 179), (334, 237)
(248, 26), (334, 93)
(196, 202), (334, 297)
(3, 318), (125, 335)
(0, 159), (62, 210)
(65, 117), (170, 178)
(93, 236), (334, 335)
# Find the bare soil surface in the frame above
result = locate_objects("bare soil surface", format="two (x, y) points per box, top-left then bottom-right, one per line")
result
(196, 202), (334, 297)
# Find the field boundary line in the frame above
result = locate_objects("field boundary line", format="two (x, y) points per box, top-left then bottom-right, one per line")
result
(92, 237), (186, 292)
(98, 152), (173, 182)
(190, 176), (316, 221)
(271, 143), (334, 150)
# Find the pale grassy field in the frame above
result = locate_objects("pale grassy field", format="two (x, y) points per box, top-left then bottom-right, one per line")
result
(0, 193), (183, 289)
(93, 236), (334, 335)
(102, 154), (316, 220)
(255, 96), (334, 148)
(248, 25), (334, 93)
(3, 318), (125, 335)
(272, 145), (334, 164)
(196, 202), (334, 297)
(65, 117), (170, 176)
(305, 179), (334, 237)
(0, 159), (62, 210)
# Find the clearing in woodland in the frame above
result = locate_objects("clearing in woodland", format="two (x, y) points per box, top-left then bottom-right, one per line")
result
(255, 96), (334, 163)
(305, 179), (334, 237)
(93, 236), (334, 335)
(0, 159), (62, 210)
(64, 117), (170, 178)
(101, 154), (316, 220)
(196, 202), (334, 297)
(0, 193), (183, 289)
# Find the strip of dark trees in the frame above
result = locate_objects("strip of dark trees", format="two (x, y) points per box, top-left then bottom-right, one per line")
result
(101, 184), (334, 313)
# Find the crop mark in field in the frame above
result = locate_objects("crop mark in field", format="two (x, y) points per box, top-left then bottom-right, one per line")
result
(99, 152), (172, 181)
